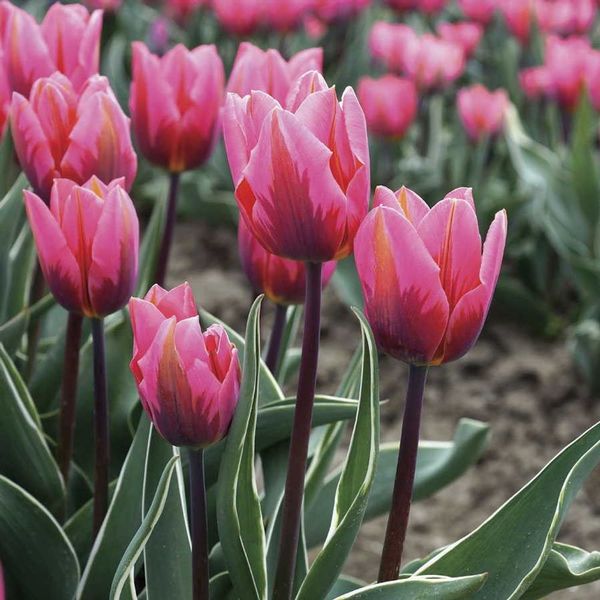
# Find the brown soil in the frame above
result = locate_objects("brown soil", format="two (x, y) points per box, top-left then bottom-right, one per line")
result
(170, 221), (600, 599)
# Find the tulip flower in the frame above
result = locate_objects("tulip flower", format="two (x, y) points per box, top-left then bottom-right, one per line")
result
(227, 42), (323, 106)
(130, 42), (224, 174)
(437, 22), (483, 58)
(84, 0), (122, 10)
(262, 0), (315, 31)
(386, 0), (447, 13)
(355, 186), (507, 366)
(457, 84), (508, 141)
(238, 220), (336, 305)
(536, 0), (596, 36)
(498, 0), (534, 42)
(458, 0), (496, 24)
(369, 22), (418, 74)
(315, 0), (371, 22)
(519, 66), (552, 100)
(211, 0), (263, 35)
(11, 73), (137, 200)
(223, 70), (369, 263)
(1, 2), (102, 97)
(24, 177), (139, 318)
(166, 0), (206, 22)
(358, 75), (418, 139)
(129, 282), (240, 448)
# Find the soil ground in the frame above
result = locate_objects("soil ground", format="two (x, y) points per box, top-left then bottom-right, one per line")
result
(171, 221), (600, 599)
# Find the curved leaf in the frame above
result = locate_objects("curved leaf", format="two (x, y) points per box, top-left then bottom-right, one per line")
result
(216, 296), (267, 600)
(0, 476), (79, 600)
(297, 309), (380, 600)
(416, 420), (600, 599)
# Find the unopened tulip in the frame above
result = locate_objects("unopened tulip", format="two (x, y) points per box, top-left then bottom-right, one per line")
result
(129, 283), (241, 448)
(24, 177), (139, 318)
(130, 42), (224, 173)
(498, 0), (534, 42)
(238, 220), (336, 305)
(223, 70), (369, 262)
(358, 75), (418, 139)
(355, 186), (507, 365)
(11, 73), (137, 200)
(262, 0), (315, 31)
(212, 0), (263, 35)
(519, 66), (552, 99)
(369, 22), (418, 74)
(227, 42), (322, 105)
(437, 22), (483, 58)
(536, 0), (596, 36)
(457, 84), (508, 141)
(166, 0), (206, 22)
(2, 2), (102, 97)
(458, 0), (496, 24)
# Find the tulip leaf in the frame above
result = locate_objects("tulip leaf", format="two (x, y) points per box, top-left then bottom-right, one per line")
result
(201, 307), (283, 405)
(136, 193), (166, 296)
(332, 574), (487, 599)
(209, 572), (234, 599)
(110, 455), (179, 599)
(519, 542), (600, 599)
(216, 295), (267, 600)
(296, 308), (379, 600)
(325, 576), (365, 599)
(0, 475), (79, 600)
(0, 343), (64, 514)
(415, 420), (600, 599)
(304, 418), (489, 549)
(142, 429), (191, 600)
(77, 414), (151, 600)
(332, 256), (363, 309)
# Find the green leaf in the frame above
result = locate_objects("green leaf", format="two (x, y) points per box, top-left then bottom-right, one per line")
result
(332, 256), (363, 309)
(136, 194), (166, 296)
(333, 574), (487, 599)
(305, 418), (489, 548)
(0, 343), (64, 513)
(77, 415), (151, 600)
(216, 296), (267, 600)
(521, 543), (600, 599)
(142, 429), (192, 600)
(297, 309), (380, 600)
(0, 125), (20, 199)
(209, 572), (234, 599)
(415, 420), (600, 599)
(111, 455), (179, 599)
(0, 293), (54, 354)
(325, 576), (364, 599)
(0, 475), (79, 599)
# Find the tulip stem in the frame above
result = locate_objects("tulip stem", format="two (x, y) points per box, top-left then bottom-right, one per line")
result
(378, 364), (429, 582)
(189, 448), (209, 600)
(57, 312), (84, 487)
(155, 172), (181, 287)
(272, 262), (322, 600)
(91, 318), (109, 536)
(265, 303), (287, 375)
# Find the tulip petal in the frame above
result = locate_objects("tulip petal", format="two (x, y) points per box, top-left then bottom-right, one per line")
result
(24, 190), (83, 312)
(88, 186), (139, 316)
(174, 316), (210, 372)
(443, 186), (475, 211)
(355, 206), (449, 364)
(417, 198), (482, 312)
(288, 47), (323, 81)
(237, 108), (347, 261)
(437, 209), (507, 363)
(150, 282), (198, 321)
(373, 185), (430, 227)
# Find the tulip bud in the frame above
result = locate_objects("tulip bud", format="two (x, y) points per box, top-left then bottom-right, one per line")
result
(458, 0), (496, 24)
(437, 22), (483, 58)
(457, 84), (509, 141)
(130, 42), (224, 173)
(315, 0), (371, 23)
(212, 0), (263, 35)
(227, 42), (323, 106)
(355, 186), (507, 366)
(223, 70), (369, 263)
(11, 73), (137, 200)
(369, 22), (418, 74)
(238, 220), (336, 305)
(498, 0), (534, 42)
(24, 177), (139, 318)
(129, 283), (241, 448)
(2, 2), (102, 97)
(262, 0), (315, 31)
(358, 75), (418, 139)
(166, 0), (206, 23)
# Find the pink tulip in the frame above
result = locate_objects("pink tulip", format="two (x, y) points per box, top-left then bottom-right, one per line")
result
(84, 0), (122, 10)
(239, 220), (336, 304)
(498, 0), (534, 42)
(437, 22), (483, 58)
(227, 42), (323, 106)
(369, 22), (419, 74)
(24, 177), (139, 318)
(458, 0), (496, 24)
(129, 282), (241, 448)
(386, 0), (447, 13)
(457, 84), (508, 141)
(355, 186), (507, 365)
(166, 0), (206, 22)
(358, 75), (418, 139)
(211, 0), (263, 35)
(223, 70), (369, 262)
(262, 0), (315, 31)
(315, 0), (371, 22)
(519, 66), (552, 99)
(2, 2), (102, 97)
(130, 42), (224, 173)
(536, 0), (596, 36)
(11, 73), (137, 200)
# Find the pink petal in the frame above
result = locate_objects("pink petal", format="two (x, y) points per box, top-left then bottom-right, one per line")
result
(443, 187), (475, 211)
(355, 206), (449, 364)
(374, 185), (430, 227)
(153, 282), (198, 320)
(174, 316), (210, 371)
(286, 70), (329, 113)
(288, 47), (323, 80)
(24, 190), (83, 312)
(417, 198), (482, 312)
